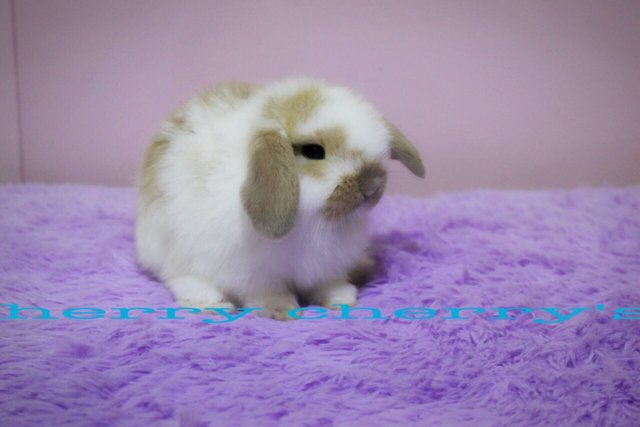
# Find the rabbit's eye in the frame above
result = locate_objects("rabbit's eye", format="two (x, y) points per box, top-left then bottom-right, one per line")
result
(301, 144), (325, 160)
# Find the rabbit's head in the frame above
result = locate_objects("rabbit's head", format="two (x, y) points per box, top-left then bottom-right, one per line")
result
(241, 78), (424, 239)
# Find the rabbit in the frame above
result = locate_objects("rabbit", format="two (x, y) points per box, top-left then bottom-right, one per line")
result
(135, 77), (424, 320)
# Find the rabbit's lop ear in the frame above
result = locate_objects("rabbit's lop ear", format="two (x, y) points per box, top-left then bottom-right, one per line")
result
(241, 130), (300, 239)
(386, 120), (425, 178)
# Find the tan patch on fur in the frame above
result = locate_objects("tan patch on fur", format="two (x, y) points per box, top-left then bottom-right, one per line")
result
(322, 162), (386, 221)
(221, 81), (257, 100)
(140, 82), (259, 204)
(292, 126), (353, 178)
(386, 119), (425, 178)
(241, 129), (300, 238)
(140, 136), (170, 204)
(166, 83), (257, 135)
(323, 175), (364, 220)
(165, 108), (190, 133)
(315, 127), (347, 154)
(263, 86), (324, 135)
(348, 256), (379, 286)
(200, 81), (258, 109)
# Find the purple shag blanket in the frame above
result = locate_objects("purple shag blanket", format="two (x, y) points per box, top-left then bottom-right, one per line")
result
(1, 184), (639, 426)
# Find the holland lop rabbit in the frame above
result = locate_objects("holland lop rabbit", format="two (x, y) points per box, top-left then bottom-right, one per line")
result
(136, 77), (424, 319)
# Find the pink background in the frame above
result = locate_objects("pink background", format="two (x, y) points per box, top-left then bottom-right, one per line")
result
(1, 0), (639, 196)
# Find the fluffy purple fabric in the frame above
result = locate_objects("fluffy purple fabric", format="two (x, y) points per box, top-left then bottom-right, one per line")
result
(0, 184), (639, 426)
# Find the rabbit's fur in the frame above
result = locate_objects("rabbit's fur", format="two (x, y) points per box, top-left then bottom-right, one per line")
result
(136, 77), (424, 319)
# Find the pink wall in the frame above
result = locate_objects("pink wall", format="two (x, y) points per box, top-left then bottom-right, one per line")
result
(0, 0), (20, 182)
(3, 0), (640, 196)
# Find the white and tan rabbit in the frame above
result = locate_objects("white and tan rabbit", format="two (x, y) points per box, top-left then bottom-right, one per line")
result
(135, 77), (424, 319)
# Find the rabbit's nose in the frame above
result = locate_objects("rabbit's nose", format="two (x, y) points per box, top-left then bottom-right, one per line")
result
(357, 162), (387, 202)
(361, 176), (385, 199)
